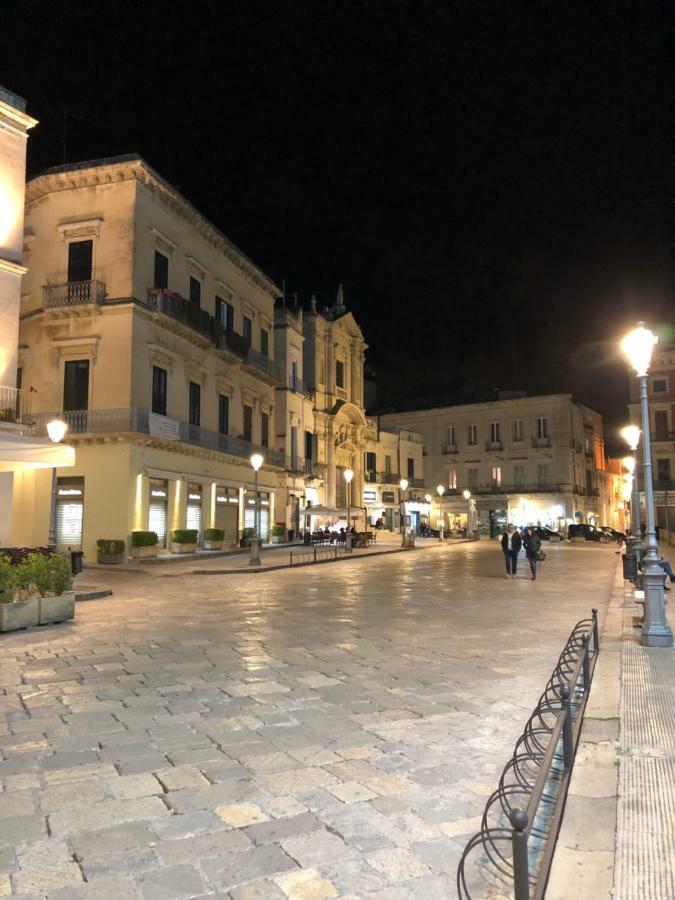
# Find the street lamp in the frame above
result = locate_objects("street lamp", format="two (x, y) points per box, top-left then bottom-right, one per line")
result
(463, 489), (472, 536)
(399, 478), (408, 543)
(46, 419), (68, 546)
(344, 468), (353, 552)
(437, 484), (445, 541)
(621, 323), (673, 647)
(249, 453), (264, 566)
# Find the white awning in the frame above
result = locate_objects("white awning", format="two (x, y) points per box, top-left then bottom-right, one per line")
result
(303, 505), (338, 517)
(0, 431), (75, 472)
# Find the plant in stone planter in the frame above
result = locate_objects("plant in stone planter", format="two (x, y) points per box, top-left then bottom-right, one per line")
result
(130, 531), (160, 558)
(96, 539), (126, 564)
(271, 523), (286, 544)
(203, 528), (224, 550)
(171, 529), (199, 554)
(0, 553), (74, 632)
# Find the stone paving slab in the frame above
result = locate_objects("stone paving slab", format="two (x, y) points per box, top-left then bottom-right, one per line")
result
(0, 540), (617, 897)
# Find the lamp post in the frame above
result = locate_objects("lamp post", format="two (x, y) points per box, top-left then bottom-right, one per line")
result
(399, 478), (408, 545)
(437, 484), (445, 541)
(249, 453), (264, 566)
(46, 419), (68, 547)
(344, 468), (353, 552)
(621, 323), (673, 647)
(463, 489), (474, 536)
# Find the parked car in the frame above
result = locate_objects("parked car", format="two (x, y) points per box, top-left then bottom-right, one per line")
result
(532, 526), (562, 542)
(599, 526), (625, 544)
(568, 524), (611, 543)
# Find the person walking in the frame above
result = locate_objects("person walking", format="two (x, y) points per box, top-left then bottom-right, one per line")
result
(501, 524), (521, 578)
(523, 527), (542, 580)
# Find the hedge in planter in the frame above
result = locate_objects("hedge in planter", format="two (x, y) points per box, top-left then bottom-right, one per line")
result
(171, 529), (199, 553)
(97, 539), (125, 564)
(203, 528), (224, 550)
(130, 531), (160, 558)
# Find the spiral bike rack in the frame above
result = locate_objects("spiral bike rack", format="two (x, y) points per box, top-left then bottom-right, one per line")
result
(456, 609), (599, 900)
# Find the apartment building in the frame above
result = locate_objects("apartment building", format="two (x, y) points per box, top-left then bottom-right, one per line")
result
(14, 155), (283, 559)
(381, 393), (615, 534)
(628, 341), (675, 535)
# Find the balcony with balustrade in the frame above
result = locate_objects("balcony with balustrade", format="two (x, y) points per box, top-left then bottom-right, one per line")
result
(0, 386), (22, 425)
(43, 278), (106, 307)
(27, 408), (284, 467)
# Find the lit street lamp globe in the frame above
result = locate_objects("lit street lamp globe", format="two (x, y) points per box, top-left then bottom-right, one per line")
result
(621, 425), (641, 451)
(462, 489), (471, 500)
(622, 456), (636, 474)
(250, 453), (264, 471)
(621, 322), (658, 376)
(399, 478), (408, 491)
(47, 419), (68, 443)
(436, 484), (445, 497)
(344, 468), (353, 483)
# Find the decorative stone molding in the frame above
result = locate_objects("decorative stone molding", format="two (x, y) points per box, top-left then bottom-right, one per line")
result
(148, 344), (177, 373)
(57, 216), (103, 241)
(150, 226), (177, 254)
(185, 361), (208, 385)
(51, 335), (100, 363)
(186, 255), (207, 278)
(215, 375), (235, 396)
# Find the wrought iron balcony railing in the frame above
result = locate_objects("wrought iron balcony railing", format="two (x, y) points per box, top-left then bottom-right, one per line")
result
(0, 385), (22, 423)
(532, 436), (551, 448)
(652, 431), (675, 442)
(244, 347), (279, 382)
(445, 482), (583, 495)
(43, 279), (106, 307)
(27, 408), (284, 467)
(377, 471), (401, 484)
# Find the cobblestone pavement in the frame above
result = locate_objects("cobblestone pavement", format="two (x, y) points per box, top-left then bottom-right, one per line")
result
(0, 540), (617, 898)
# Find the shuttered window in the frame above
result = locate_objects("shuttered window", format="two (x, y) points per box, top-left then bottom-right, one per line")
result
(148, 479), (168, 546)
(55, 477), (84, 550)
(186, 483), (202, 536)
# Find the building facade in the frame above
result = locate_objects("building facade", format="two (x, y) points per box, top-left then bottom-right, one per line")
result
(14, 155), (283, 559)
(381, 393), (617, 535)
(628, 342), (675, 538)
(11, 154), (424, 559)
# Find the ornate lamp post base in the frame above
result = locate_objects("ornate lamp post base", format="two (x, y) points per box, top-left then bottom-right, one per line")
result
(641, 564), (673, 647)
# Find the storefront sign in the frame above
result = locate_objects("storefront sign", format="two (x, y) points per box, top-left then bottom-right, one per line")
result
(382, 491), (395, 503)
(149, 413), (180, 440)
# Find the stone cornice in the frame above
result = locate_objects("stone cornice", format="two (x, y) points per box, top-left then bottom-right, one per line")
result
(0, 258), (28, 277)
(26, 156), (281, 298)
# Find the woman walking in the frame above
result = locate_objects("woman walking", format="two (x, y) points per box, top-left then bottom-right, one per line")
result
(501, 524), (522, 578)
(523, 527), (542, 580)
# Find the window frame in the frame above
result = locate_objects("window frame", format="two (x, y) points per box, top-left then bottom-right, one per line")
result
(151, 365), (168, 416)
(188, 381), (201, 427)
(335, 359), (345, 389)
(153, 250), (169, 290)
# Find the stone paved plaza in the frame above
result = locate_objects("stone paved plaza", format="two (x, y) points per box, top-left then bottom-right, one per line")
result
(0, 541), (618, 899)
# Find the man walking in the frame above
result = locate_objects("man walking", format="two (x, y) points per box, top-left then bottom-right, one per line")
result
(501, 523), (521, 579)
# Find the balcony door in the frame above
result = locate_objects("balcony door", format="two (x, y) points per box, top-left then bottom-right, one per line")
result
(67, 240), (93, 303)
(63, 360), (89, 413)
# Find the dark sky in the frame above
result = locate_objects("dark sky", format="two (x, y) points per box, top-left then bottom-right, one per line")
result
(4, 0), (675, 452)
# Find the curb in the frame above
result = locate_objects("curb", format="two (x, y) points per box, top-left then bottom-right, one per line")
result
(546, 557), (623, 899)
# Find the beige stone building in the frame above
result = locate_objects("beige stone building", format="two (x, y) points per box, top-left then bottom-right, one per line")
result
(14, 155), (283, 559)
(10, 153), (425, 559)
(381, 393), (619, 535)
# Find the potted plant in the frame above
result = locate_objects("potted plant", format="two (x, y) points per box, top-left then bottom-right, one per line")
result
(130, 531), (160, 558)
(203, 528), (224, 550)
(27, 553), (75, 625)
(0, 553), (74, 632)
(271, 524), (286, 544)
(0, 556), (38, 632)
(96, 539), (126, 564)
(170, 529), (199, 554)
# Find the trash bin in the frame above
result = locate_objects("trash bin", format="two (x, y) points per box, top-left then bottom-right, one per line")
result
(70, 550), (84, 576)
(303, 532), (311, 546)
(622, 553), (638, 581)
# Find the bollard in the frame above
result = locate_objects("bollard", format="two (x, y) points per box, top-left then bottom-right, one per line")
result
(592, 608), (599, 652)
(561, 683), (574, 771)
(509, 808), (530, 900)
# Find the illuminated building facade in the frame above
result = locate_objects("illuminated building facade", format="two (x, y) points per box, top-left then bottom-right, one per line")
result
(381, 394), (616, 535)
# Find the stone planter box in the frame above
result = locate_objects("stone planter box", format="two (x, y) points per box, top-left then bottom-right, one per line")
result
(130, 545), (160, 558)
(170, 543), (198, 554)
(0, 598), (39, 632)
(39, 591), (75, 625)
(203, 540), (223, 551)
(97, 552), (125, 565)
(271, 534), (285, 544)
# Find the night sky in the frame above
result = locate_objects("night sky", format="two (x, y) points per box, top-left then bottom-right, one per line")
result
(4, 1), (675, 452)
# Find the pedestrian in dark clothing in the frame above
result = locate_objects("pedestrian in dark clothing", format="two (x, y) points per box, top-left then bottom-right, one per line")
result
(523, 527), (542, 580)
(501, 524), (522, 578)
